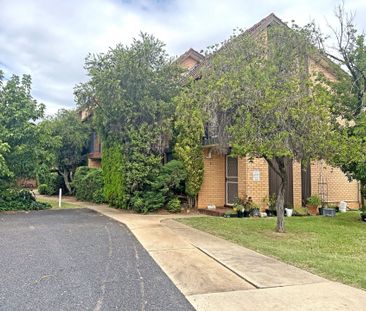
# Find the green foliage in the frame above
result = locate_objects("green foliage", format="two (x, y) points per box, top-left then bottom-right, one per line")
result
(167, 197), (181, 213)
(36, 164), (64, 195)
(102, 144), (126, 208)
(75, 33), (182, 210)
(0, 71), (45, 182)
(37, 184), (49, 195)
(307, 195), (321, 206)
(0, 188), (51, 211)
(73, 166), (104, 203)
(129, 160), (186, 213)
(185, 25), (342, 231)
(151, 160), (186, 199)
(174, 86), (204, 204)
(131, 191), (165, 214)
(37, 109), (90, 193)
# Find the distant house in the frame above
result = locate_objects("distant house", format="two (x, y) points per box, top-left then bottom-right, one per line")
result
(84, 13), (361, 210)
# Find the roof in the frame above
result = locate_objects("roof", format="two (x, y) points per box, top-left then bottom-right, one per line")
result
(176, 48), (205, 64)
(183, 13), (341, 80)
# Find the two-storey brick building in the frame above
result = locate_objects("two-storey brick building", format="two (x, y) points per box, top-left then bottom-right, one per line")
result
(86, 13), (361, 210)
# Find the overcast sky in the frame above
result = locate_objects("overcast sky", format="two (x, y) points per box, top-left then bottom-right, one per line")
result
(1, 0), (365, 115)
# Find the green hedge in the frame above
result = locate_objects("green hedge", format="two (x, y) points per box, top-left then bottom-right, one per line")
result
(0, 188), (51, 211)
(102, 144), (126, 208)
(73, 166), (104, 203)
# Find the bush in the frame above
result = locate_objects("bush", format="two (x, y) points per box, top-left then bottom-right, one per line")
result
(36, 165), (64, 195)
(38, 184), (50, 195)
(131, 191), (164, 214)
(294, 207), (309, 216)
(0, 188), (51, 211)
(102, 144), (126, 208)
(167, 197), (181, 213)
(73, 167), (104, 203)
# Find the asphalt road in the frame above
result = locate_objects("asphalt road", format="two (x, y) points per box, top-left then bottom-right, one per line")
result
(0, 208), (194, 311)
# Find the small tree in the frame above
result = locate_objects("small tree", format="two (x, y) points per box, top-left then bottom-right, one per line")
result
(190, 25), (341, 232)
(38, 109), (90, 193)
(174, 85), (205, 207)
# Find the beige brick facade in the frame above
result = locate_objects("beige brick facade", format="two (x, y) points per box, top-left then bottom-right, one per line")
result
(310, 161), (360, 209)
(197, 152), (360, 210)
(197, 149), (226, 208)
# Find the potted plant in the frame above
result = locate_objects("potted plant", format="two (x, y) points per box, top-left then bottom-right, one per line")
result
(360, 208), (366, 222)
(285, 204), (293, 217)
(233, 195), (247, 218)
(306, 195), (321, 215)
(250, 203), (260, 217)
(265, 194), (277, 217)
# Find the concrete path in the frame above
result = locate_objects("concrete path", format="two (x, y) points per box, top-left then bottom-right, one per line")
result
(41, 196), (366, 310)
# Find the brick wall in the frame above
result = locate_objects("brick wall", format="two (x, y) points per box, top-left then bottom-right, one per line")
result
(197, 153), (360, 209)
(197, 149), (225, 208)
(311, 161), (360, 209)
(88, 158), (101, 169)
(293, 162), (302, 208)
(246, 158), (269, 209)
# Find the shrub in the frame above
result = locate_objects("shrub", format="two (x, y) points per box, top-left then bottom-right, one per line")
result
(294, 207), (309, 216)
(167, 197), (181, 213)
(36, 165), (64, 195)
(73, 167), (104, 203)
(131, 191), (164, 214)
(0, 188), (51, 211)
(102, 144), (126, 208)
(152, 160), (186, 199)
(38, 184), (50, 195)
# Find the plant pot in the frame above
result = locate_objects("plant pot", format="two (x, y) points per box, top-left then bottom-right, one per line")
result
(237, 210), (244, 218)
(243, 210), (250, 218)
(318, 207), (324, 215)
(307, 205), (318, 215)
(323, 208), (336, 217)
(361, 213), (366, 222)
(285, 208), (293, 217)
(265, 209), (274, 217)
(251, 208), (260, 217)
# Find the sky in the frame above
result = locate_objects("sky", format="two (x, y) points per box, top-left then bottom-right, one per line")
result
(1, 0), (365, 115)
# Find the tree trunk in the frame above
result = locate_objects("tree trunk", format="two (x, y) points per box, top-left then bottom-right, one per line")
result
(273, 157), (288, 233)
(276, 178), (286, 233)
(62, 169), (72, 194)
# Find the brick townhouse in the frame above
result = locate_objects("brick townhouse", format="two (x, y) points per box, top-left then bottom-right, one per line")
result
(85, 13), (361, 210)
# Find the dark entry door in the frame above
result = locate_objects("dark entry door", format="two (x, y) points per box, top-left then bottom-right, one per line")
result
(301, 162), (311, 206)
(226, 156), (238, 205)
(268, 159), (294, 208)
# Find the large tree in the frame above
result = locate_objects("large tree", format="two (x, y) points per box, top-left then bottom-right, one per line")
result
(310, 3), (366, 204)
(0, 71), (45, 185)
(180, 25), (342, 232)
(75, 33), (182, 208)
(38, 109), (90, 193)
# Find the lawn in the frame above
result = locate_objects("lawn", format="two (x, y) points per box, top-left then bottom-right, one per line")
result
(37, 197), (82, 209)
(179, 212), (366, 290)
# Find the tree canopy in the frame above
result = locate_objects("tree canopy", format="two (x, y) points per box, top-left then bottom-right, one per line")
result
(0, 71), (45, 185)
(37, 109), (90, 193)
(175, 24), (343, 232)
(75, 33), (182, 209)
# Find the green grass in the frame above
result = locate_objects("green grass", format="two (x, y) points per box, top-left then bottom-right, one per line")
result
(37, 197), (82, 209)
(179, 212), (366, 289)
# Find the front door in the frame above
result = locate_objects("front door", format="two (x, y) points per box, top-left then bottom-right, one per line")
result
(226, 156), (238, 205)
(268, 159), (294, 208)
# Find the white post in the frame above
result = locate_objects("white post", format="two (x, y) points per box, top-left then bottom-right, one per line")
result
(59, 188), (62, 208)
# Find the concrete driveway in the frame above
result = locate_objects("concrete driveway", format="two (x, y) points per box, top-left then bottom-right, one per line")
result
(0, 208), (193, 311)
